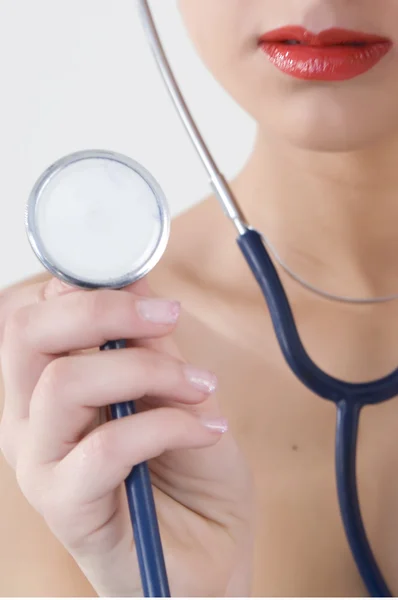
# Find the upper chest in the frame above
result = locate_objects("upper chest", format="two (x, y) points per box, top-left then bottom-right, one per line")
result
(173, 300), (398, 595)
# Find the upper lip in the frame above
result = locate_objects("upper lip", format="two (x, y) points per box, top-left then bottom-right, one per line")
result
(259, 26), (391, 46)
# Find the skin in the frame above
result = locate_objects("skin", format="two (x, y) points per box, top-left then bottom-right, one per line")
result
(2, 0), (398, 596)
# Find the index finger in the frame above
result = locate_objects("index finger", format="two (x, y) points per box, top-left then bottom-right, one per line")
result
(0, 274), (152, 347)
(0, 276), (174, 423)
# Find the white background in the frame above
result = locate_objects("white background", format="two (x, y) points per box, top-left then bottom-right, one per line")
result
(0, 0), (255, 288)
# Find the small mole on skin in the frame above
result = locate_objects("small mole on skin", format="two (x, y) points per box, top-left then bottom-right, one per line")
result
(291, 444), (299, 451)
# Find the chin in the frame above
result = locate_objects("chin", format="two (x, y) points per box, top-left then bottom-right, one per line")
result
(257, 82), (398, 153)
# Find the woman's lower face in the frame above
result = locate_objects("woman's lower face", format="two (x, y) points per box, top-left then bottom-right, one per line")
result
(177, 0), (398, 152)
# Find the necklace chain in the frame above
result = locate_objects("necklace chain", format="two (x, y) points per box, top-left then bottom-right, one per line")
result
(254, 229), (398, 305)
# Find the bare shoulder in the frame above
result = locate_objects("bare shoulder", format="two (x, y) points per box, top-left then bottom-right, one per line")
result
(0, 272), (95, 596)
(148, 195), (233, 297)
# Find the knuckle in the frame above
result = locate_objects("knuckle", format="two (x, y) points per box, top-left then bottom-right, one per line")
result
(0, 419), (18, 468)
(149, 351), (182, 387)
(85, 426), (116, 463)
(144, 407), (188, 454)
(0, 290), (9, 344)
(139, 347), (170, 372)
(2, 306), (31, 347)
(129, 347), (155, 377)
(85, 289), (115, 323)
(127, 348), (170, 393)
(0, 287), (23, 345)
(15, 460), (33, 497)
(15, 461), (49, 514)
(85, 289), (133, 330)
(14, 453), (40, 505)
(36, 357), (71, 403)
(156, 406), (184, 429)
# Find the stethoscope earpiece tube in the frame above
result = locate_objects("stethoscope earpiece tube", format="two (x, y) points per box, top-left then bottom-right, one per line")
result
(137, 0), (396, 593)
(24, 0), (396, 594)
(237, 229), (392, 597)
(101, 340), (170, 598)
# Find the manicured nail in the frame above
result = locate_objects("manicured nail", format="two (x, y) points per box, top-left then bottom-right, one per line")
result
(184, 365), (218, 394)
(201, 417), (229, 434)
(136, 299), (181, 324)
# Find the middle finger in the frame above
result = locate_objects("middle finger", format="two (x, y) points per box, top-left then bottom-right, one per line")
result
(26, 347), (217, 464)
(1, 289), (180, 423)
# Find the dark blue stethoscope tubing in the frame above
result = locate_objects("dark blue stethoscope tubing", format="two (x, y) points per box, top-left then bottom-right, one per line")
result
(96, 228), (395, 598)
(238, 229), (398, 405)
(100, 340), (171, 598)
(336, 400), (391, 597)
(238, 228), (393, 597)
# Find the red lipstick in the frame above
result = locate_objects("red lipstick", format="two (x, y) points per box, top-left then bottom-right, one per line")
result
(259, 27), (392, 81)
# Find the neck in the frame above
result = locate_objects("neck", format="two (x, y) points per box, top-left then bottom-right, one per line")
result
(231, 131), (398, 299)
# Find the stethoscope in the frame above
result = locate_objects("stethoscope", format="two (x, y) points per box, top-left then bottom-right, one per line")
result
(24, 0), (396, 597)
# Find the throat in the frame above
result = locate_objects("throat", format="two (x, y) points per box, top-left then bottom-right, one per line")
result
(229, 134), (398, 303)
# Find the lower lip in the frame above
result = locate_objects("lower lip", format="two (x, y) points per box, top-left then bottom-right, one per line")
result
(260, 42), (391, 81)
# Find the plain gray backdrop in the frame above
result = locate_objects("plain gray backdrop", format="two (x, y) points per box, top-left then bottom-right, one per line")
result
(0, 0), (255, 288)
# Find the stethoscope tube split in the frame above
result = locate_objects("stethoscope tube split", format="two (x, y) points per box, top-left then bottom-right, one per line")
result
(24, 1), (396, 597)
(238, 229), (393, 597)
(138, 1), (394, 596)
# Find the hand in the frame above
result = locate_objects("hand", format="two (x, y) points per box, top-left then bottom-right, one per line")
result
(0, 277), (253, 597)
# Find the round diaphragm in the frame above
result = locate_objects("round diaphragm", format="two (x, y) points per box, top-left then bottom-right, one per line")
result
(26, 150), (170, 289)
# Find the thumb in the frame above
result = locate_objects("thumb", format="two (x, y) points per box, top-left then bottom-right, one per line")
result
(0, 274), (157, 347)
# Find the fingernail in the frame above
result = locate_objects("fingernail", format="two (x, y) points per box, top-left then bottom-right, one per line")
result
(184, 365), (218, 394)
(201, 417), (229, 434)
(136, 298), (181, 324)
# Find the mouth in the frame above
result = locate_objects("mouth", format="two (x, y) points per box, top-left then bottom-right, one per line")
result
(259, 26), (391, 47)
(258, 26), (392, 81)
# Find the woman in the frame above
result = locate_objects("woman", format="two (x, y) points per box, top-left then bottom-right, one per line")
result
(1, 0), (398, 596)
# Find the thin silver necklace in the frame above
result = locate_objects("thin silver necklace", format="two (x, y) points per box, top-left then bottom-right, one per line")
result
(254, 228), (398, 305)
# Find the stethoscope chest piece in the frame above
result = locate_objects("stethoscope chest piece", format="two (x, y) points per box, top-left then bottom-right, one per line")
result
(25, 149), (172, 597)
(26, 149), (170, 289)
